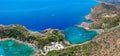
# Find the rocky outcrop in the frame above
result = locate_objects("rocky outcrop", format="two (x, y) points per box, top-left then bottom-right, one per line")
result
(99, 0), (120, 5)
(77, 22), (90, 30)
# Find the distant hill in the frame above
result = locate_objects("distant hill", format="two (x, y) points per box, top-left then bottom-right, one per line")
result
(99, 0), (120, 5)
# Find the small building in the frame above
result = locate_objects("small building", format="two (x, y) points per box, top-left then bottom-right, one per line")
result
(43, 42), (64, 54)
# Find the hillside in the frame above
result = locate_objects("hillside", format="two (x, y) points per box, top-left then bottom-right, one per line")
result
(0, 1), (120, 56)
(44, 3), (120, 56)
(87, 3), (120, 29)
(99, 0), (120, 4)
(46, 26), (120, 56)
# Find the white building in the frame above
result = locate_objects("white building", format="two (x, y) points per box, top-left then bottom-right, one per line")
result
(43, 42), (64, 54)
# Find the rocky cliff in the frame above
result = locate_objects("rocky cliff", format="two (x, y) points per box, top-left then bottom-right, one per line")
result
(99, 0), (120, 5)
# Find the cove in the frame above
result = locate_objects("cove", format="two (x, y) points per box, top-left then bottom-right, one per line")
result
(0, 40), (35, 56)
(0, 0), (98, 30)
(63, 26), (98, 44)
(0, 0), (99, 55)
(0, 0), (99, 45)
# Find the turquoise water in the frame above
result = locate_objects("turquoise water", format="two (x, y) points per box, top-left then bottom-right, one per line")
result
(0, 40), (35, 56)
(64, 26), (98, 44)
(0, 0), (99, 55)
(0, 0), (99, 45)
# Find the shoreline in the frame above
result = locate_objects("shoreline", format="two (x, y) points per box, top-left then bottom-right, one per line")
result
(0, 0), (103, 55)
(77, 0), (106, 34)
(76, 22), (91, 30)
(84, 0), (100, 20)
(0, 38), (40, 53)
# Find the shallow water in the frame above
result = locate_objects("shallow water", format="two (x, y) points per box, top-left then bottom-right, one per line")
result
(0, 0), (99, 55)
(63, 26), (98, 44)
(0, 40), (35, 56)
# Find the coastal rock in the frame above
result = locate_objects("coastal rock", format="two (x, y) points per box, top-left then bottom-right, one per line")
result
(77, 22), (90, 30)
(40, 28), (65, 39)
(0, 24), (66, 55)
(92, 29), (105, 34)
(30, 31), (42, 36)
(98, 0), (120, 5)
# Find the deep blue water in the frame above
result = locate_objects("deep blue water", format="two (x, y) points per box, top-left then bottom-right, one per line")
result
(0, 0), (98, 30)
(0, 40), (35, 56)
(0, 0), (99, 55)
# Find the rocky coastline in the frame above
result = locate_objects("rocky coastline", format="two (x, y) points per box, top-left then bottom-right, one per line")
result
(78, 0), (120, 34)
(44, 0), (120, 56)
(0, 24), (67, 55)
(1, 0), (120, 56)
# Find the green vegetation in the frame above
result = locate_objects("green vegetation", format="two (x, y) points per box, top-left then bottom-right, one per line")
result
(1, 3), (120, 56)
(45, 25), (120, 56)
(46, 41), (98, 56)
(0, 25), (65, 49)
(43, 3), (120, 56)
(0, 27), (26, 40)
(90, 16), (120, 29)
(89, 3), (120, 29)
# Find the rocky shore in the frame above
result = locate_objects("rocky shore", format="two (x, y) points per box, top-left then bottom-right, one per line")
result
(0, 24), (67, 56)
(77, 22), (90, 30)
(44, 1), (120, 56)
(1, 0), (120, 56)
(78, 1), (120, 34)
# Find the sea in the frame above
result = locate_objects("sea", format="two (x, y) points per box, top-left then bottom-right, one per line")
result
(0, 0), (98, 30)
(0, 0), (98, 56)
